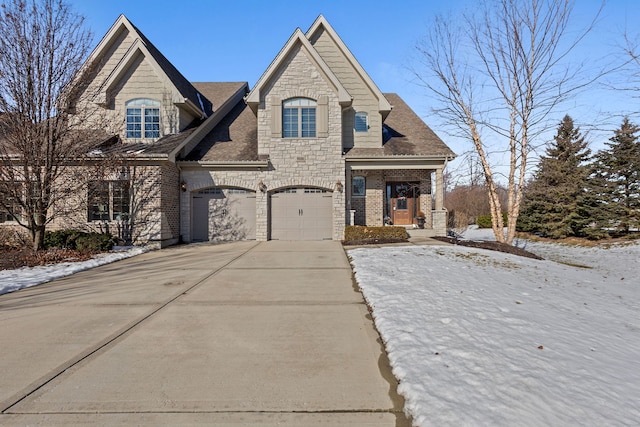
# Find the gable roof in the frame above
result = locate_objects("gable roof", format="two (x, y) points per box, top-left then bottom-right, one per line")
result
(306, 15), (392, 118)
(85, 15), (212, 118)
(245, 27), (352, 111)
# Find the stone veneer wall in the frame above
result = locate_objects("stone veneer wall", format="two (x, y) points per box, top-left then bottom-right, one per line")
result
(258, 44), (345, 241)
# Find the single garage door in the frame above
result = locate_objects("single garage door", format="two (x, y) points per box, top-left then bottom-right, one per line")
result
(192, 188), (256, 241)
(270, 187), (332, 240)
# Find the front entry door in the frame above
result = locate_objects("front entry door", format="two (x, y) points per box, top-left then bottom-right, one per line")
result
(388, 182), (419, 225)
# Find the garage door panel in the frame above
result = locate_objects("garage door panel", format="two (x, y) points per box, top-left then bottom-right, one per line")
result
(270, 188), (332, 241)
(192, 188), (256, 242)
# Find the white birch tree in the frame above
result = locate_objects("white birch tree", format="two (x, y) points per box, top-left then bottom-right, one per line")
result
(415, 0), (602, 244)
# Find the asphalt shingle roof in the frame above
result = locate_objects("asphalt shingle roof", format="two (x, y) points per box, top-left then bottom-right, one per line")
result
(191, 82), (246, 112)
(183, 99), (257, 161)
(344, 93), (455, 158)
(184, 92), (454, 162)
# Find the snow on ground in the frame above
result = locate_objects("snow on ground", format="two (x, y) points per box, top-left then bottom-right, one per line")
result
(349, 229), (640, 426)
(0, 246), (148, 295)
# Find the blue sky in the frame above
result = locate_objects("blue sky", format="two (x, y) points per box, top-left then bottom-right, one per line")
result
(69, 0), (640, 172)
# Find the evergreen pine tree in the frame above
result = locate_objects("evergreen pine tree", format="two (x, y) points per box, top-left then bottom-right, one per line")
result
(591, 118), (640, 233)
(518, 115), (592, 238)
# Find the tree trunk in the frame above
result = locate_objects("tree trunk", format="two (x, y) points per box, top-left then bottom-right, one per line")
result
(33, 224), (46, 251)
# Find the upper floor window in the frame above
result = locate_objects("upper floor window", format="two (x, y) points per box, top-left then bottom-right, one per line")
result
(282, 98), (316, 138)
(355, 112), (368, 132)
(126, 98), (160, 139)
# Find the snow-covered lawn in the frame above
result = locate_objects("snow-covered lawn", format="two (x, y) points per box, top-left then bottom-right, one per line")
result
(0, 246), (147, 295)
(348, 228), (640, 426)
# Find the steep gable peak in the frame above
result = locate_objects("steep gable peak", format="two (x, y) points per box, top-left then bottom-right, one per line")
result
(85, 14), (212, 118)
(245, 27), (352, 112)
(305, 15), (392, 118)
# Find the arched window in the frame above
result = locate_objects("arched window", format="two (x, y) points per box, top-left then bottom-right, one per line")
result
(282, 98), (316, 138)
(126, 98), (160, 139)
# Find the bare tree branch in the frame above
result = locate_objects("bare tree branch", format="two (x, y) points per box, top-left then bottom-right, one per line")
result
(414, 0), (606, 244)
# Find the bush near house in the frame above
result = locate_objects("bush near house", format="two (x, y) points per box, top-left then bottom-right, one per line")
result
(44, 230), (114, 252)
(343, 225), (408, 245)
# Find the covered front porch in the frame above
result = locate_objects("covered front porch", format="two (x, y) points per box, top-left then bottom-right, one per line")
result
(345, 159), (448, 236)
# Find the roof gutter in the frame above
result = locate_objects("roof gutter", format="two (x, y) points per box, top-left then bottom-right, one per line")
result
(345, 154), (456, 170)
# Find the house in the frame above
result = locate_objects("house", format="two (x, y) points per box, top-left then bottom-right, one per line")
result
(2, 14), (455, 246)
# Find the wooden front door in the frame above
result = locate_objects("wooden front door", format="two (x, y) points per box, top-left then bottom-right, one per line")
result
(388, 182), (420, 225)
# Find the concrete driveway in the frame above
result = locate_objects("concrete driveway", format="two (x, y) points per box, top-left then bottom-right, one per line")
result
(0, 241), (409, 426)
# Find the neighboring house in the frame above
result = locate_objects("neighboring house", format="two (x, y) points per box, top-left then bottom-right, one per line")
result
(1, 14), (455, 246)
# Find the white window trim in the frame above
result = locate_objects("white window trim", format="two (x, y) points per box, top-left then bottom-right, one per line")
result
(126, 98), (161, 140)
(282, 98), (317, 138)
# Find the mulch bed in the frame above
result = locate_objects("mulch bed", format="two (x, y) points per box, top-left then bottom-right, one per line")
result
(0, 246), (96, 271)
(431, 236), (544, 260)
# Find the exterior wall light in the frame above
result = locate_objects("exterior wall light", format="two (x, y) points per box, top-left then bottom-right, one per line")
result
(258, 180), (267, 193)
(180, 181), (187, 192)
(335, 180), (343, 193)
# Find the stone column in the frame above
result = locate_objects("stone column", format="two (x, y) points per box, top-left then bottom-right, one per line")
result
(255, 187), (269, 241)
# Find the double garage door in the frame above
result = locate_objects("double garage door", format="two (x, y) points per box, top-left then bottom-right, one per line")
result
(192, 187), (332, 241)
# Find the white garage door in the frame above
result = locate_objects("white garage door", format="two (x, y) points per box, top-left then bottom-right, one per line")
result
(270, 187), (333, 240)
(192, 188), (256, 241)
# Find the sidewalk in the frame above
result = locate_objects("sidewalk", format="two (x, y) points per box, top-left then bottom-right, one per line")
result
(0, 241), (409, 426)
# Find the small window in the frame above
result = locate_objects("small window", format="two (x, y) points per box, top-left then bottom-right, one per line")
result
(126, 98), (160, 139)
(283, 98), (316, 138)
(352, 176), (365, 197)
(355, 112), (368, 132)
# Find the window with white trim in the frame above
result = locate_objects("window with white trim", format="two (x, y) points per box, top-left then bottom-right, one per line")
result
(355, 112), (368, 132)
(282, 98), (316, 138)
(88, 181), (130, 221)
(126, 98), (160, 139)
(352, 176), (365, 197)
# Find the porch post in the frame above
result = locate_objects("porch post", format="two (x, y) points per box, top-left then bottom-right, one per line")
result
(435, 168), (444, 210)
